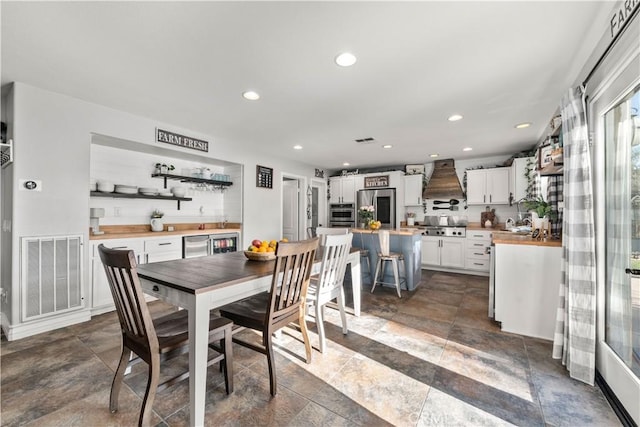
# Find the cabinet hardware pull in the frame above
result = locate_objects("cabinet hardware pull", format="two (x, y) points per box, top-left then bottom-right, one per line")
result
(112, 246), (126, 249)
(159, 242), (171, 246)
(474, 253), (483, 256)
(490, 194), (492, 202)
(473, 243), (483, 246)
(483, 195), (486, 203)
(474, 263), (483, 266)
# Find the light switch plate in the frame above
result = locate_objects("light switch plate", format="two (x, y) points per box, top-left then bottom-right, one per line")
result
(19, 179), (42, 191)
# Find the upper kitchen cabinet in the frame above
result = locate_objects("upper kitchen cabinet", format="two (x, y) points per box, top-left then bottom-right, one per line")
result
(466, 168), (510, 205)
(329, 176), (356, 204)
(510, 157), (534, 202)
(403, 174), (424, 206)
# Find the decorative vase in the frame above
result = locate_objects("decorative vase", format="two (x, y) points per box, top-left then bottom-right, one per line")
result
(150, 217), (164, 232)
(530, 212), (549, 231)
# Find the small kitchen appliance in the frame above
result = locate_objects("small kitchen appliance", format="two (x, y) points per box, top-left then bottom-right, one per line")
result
(89, 208), (105, 235)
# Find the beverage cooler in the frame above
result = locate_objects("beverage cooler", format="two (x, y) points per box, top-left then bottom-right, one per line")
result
(183, 232), (239, 258)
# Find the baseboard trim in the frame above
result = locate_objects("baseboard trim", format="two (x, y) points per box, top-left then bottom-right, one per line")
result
(1, 309), (91, 341)
(595, 370), (638, 427)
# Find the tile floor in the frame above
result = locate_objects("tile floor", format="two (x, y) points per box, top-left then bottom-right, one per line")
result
(1, 271), (622, 426)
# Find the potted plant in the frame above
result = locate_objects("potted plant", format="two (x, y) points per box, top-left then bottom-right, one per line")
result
(358, 205), (375, 228)
(523, 197), (556, 220)
(154, 162), (162, 174)
(150, 209), (164, 232)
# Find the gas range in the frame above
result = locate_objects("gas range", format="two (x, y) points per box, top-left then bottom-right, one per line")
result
(421, 226), (466, 237)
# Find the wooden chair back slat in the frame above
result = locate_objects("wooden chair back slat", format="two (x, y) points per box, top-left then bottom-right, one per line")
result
(267, 238), (318, 327)
(317, 234), (352, 294)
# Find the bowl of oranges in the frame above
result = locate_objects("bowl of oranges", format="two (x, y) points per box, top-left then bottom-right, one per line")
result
(244, 238), (281, 261)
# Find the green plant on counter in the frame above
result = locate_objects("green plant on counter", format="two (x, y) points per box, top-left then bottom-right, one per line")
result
(523, 197), (557, 220)
(151, 209), (164, 218)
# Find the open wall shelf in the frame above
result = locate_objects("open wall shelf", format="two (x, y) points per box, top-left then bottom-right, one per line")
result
(90, 191), (192, 210)
(151, 173), (233, 190)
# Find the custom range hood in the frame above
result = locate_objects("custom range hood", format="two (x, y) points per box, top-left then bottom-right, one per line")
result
(422, 159), (465, 199)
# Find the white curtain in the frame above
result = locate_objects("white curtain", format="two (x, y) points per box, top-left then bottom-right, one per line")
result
(552, 86), (597, 385)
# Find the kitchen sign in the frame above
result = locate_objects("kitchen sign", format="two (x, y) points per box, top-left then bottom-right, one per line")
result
(156, 128), (209, 152)
(364, 175), (389, 188)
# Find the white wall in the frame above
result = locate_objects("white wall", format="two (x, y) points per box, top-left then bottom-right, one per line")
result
(5, 82), (317, 327)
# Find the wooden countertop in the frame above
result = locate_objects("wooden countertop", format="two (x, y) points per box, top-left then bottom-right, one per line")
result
(351, 228), (423, 236)
(492, 232), (562, 247)
(90, 223), (241, 240)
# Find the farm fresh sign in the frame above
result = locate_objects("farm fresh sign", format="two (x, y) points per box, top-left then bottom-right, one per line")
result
(156, 128), (209, 152)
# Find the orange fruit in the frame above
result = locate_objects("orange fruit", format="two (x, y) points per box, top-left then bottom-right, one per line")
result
(257, 247), (267, 253)
(281, 238), (288, 242)
(266, 246), (275, 252)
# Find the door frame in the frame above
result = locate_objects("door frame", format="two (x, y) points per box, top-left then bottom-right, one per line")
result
(280, 172), (306, 241)
(589, 38), (640, 425)
(310, 178), (327, 228)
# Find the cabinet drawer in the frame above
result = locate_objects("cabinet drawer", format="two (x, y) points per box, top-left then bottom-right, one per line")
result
(92, 239), (144, 256)
(466, 248), (490, 260)
(466, 230), (492, 240)
(466, 258), (490, 271)
(466, 239), (490, 250)
(144, 237), (182, 253)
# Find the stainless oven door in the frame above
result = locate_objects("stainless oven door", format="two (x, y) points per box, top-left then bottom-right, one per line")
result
(183, 235), (210, 258)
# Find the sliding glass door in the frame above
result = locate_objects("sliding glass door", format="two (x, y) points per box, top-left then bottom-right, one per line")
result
(591, 42), (640, 425)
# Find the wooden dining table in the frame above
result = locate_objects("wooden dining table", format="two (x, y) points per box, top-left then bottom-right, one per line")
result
(136, 248), (361, 427)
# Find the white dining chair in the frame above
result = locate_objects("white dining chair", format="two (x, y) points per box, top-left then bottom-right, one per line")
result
(315, 226), (349, 246)
(306, 233), (353, 353)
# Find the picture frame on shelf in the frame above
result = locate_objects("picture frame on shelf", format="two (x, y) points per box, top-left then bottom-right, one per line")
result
(405, 164), (425, 175)
(538, 144), (564, 176)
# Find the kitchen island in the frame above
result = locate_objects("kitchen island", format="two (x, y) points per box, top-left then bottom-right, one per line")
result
(493, 233), (562, 340)
(351, 228), (423, 291)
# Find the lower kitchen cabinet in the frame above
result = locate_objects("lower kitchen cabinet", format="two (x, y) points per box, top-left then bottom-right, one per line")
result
(421, 236), (465, 269)
(465, 230), (492, 272)
(494, 242), (561, 340)
(90, 236), (182, 314)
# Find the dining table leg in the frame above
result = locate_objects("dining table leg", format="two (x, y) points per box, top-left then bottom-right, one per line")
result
(188, 296), (211, 427)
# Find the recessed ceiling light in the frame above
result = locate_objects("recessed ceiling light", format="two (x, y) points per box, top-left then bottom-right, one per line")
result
(343, 162), (350, 166)
(430, 154), (439, 158)
(293, 145), (302, 150)
(242, 91), (260, 101)
(515, 122), (532, 129)
(463, 147), (473, 152)
(335, 52), (357, 67)
(382, 145), (392, 149)
(448, 114), (463, 122)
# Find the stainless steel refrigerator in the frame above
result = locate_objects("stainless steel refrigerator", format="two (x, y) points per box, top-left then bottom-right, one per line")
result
(356, 188), (396, 229)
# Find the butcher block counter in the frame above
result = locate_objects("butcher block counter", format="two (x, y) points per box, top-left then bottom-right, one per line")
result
(89, 223), (241, 240)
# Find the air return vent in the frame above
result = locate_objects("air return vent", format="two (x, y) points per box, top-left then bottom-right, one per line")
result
(21, 235), (83, 321)
(355, 137), (375, 144)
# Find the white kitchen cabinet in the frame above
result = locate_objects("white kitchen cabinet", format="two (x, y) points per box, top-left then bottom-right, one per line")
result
(465, 230), (492, 272)
(90, 238), (144, 314)
(403, 174), (424, 206)
(466, 168), (510, 205)
(144, 236), (182, 263)
(421, 236), (465, 268)
(510, 157), (534, 202)
(494, 243), (561, 340)
(329, 176), (356, 204)
(90, 236), (182, 314)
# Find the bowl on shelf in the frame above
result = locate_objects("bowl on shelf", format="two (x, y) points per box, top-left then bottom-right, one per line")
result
(243, 250), (276, 261)
(114, 184), (138, 194)
(139, 187), (158, 195)
(171, 187), (186, 198)
(97, 181), (115, 193)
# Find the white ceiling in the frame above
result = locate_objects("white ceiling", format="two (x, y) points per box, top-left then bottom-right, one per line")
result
(1, 1), (612, 171)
